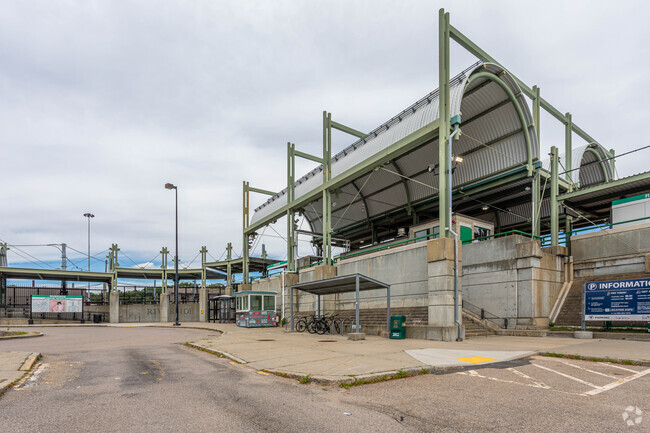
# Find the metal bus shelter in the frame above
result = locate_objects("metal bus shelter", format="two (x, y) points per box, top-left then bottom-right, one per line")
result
(289, 273), (390, 334)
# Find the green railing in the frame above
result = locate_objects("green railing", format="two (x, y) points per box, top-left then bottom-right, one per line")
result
(461, 229), (540, 245)
(539, 215), (650, 247)
(259, 214), (650, 276)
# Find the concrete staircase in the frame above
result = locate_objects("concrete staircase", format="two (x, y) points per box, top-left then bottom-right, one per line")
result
(555, 272), (649, 327)
(463, 315), (496, 338)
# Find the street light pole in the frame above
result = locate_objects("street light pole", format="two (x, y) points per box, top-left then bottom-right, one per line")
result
(83, 213), (94, 301)
(165, 183), (180, 326)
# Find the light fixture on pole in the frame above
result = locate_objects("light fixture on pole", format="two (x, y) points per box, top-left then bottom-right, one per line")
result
(83, 213), (94, 300)
(165, 183), (180, 326)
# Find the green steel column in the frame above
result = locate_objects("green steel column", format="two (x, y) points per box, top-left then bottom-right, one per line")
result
(565, 113), (573, 186)
(550, 146), (559, 246)
(200, 246), (207, 289)
(438, 9), (451, 238)
(242, 181), (250, 283)
(226, 242), (232, 289)
(322, 112), (332, 264)
(532, 85), (542, 237)
(609, 149), (616, 179)
(565, 113), (573, 249)
(287, 142), (296, 271)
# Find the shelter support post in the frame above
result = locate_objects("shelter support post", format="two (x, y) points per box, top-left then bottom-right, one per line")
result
(290, 286), (294, 331)
(438, 9), (451, 238)
(550, 146), (559, 246)
(317, 295), (321, 318)
(386, 286), (391, 334)
(355, 274), (360, 333)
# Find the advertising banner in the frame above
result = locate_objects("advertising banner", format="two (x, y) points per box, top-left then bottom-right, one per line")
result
(584, 278), (650, 321)
(31, 295), (83, 313)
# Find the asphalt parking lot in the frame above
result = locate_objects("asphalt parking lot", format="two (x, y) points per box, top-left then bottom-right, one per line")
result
(1, 327), (648, 432)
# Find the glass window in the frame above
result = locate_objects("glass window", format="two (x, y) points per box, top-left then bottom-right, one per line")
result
(263, 296), (275, 311)
(250, 295), (262, 311)
(473, 226), (491, 241)
(237, 295), (248, 311)
(414, 229), (429, 242)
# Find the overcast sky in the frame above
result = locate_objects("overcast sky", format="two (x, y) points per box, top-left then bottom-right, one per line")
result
(2, 0), (649, 270)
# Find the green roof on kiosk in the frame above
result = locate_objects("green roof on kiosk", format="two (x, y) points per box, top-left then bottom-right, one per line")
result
(612, 193), (650, 206)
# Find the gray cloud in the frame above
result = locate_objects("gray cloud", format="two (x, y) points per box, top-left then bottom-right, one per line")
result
(2, 0), (648, 266)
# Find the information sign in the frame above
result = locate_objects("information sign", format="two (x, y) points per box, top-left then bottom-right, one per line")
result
(31, 295), (83, 313)
(584, 278), (650, 321)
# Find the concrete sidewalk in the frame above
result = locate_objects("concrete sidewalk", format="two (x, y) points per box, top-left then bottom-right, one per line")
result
(0, 351), (38, 394)
(177, 323), (650, 383)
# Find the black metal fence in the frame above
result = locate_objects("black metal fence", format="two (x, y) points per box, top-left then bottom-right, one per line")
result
(3, 285), (88, 308)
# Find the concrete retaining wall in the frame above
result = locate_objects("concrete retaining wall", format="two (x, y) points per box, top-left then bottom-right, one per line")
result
(289, 242), (428, 315)
(572, 222), (650, 278)
(117, 303), (199, 323)
(463, 235), (566, 327)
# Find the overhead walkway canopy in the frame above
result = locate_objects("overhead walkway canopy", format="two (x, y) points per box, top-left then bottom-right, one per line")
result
(289, 273), (390, 334)
(0, 267), (113, 284)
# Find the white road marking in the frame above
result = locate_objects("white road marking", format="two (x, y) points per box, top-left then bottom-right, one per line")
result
(18, 363), (49, 389)
(583, 368), (650, 396)
(558, 361), (619, 379)
(507, 367), (550, 389)
(533, 363), (601, 389)
(461, 369), (549, 390)
(604, 363), (640, 374)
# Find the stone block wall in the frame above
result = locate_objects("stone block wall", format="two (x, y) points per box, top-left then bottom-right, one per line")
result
(463, 235), (566, 327)
(572, 222), (650, 278)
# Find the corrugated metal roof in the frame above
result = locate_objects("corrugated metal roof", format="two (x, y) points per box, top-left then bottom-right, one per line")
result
(541, 143), (613, 186)
(251, 62), (539, 233)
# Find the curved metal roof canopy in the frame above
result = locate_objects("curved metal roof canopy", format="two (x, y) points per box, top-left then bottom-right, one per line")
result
(251, 63), (540, 243)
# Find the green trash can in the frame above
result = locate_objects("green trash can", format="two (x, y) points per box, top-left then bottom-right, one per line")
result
(390, 315), (406, 339)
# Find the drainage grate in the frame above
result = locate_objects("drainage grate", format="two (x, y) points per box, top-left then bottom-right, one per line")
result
(318, 340), (337, 343)
(257, 339), (275, 342)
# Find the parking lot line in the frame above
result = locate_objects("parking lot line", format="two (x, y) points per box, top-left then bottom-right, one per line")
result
(605, 364), (640, 374)
(583, 368), (650, 396)
(507, 367), (550, 389)
(532, 364), (601, 389)
(558, 361), (619, 379)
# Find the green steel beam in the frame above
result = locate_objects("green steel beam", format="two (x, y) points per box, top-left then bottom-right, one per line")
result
(248, 186), (278, 196)
(323, 111), (333, 264)
(448, 24), (598, 145)
(294, 150), (323, 164)
(330, 120), (367, 139)
(0, 266), (113, 283)
(550, 146), (559, 246)
(287, 142), (296, 272)
(391, 161), (413, 215)
(438, 8), (451, 238)
(532, 85), (541, 237)
(557, 171), (650, 202)
(242, 181), (250, 283)
(244, 116), (440, 234)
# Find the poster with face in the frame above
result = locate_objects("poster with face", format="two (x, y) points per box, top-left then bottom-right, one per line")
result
(49, 300), (65, 312)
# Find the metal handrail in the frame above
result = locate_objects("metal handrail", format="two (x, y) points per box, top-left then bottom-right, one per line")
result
(462, 300), (508, 329)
